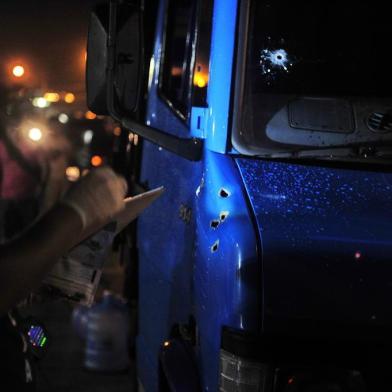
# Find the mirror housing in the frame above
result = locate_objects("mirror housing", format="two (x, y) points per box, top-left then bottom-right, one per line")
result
(86, 0), (204, 161)
(86, 4), (109, 115)
(112, 2), (143, 115)
(87, 1), (142, 116)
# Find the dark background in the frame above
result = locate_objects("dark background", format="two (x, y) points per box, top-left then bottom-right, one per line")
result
(0, 0), (98, 94)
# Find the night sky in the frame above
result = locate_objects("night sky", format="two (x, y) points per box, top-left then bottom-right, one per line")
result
(0, 0), (99, 92)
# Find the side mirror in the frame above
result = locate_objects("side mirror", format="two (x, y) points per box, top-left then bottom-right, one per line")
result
(86, 1), (143, 116)
(86, 4), (109, 115)
(86, 1), (203, 161)
(112, 2), (143, 115)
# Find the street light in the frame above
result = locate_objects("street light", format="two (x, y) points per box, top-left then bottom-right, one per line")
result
(91, 155), (103, 167)
(58, 113), (69, 124)
(85, 111), (97, 120)
(32, 97), (50, 108)
(12, 65), (25, 78)
(64, 93), (75, 104)
(28, 128), (43, 142)
(44, 92), (60, 103)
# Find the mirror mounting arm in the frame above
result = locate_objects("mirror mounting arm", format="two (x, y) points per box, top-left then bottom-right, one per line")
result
(106, 0), (204, 162)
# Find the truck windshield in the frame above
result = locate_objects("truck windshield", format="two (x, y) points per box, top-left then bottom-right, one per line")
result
(233, 1), (392, 163)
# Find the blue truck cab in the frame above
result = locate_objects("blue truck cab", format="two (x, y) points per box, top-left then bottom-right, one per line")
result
(86, 1), (392, 390)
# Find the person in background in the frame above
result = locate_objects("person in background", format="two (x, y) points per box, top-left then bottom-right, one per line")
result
(0, 91), (127, 390)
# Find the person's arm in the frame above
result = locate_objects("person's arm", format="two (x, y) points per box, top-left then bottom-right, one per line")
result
(0, 166), (127, 315)
(0, 204), (83, 314)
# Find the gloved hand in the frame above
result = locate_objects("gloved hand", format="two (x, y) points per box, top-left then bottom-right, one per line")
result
(40, 150), (70, 215)
(61, 167), (127, 232)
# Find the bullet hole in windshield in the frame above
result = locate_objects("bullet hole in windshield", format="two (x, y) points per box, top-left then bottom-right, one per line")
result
(259, 38), (296, 85)
(260, 48), (292, 74)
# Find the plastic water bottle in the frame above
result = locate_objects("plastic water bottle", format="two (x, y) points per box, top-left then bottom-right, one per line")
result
(84, 291), (130, 372)
(72, 304), (89, 340)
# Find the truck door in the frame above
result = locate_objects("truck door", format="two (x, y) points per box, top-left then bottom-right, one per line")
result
(136, 0), (212, 390)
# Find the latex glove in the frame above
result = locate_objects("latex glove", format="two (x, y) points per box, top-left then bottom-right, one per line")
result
(61, 167), (127, 232)
(40, 150), (70, 215)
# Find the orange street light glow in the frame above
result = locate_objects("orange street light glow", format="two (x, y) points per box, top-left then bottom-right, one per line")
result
(113, 126), (122, 136)
(171, 66), (182, 77)
(91, 155), (103, 167)
(85, 111), (97, 120)
(65, 166), (81, 182)
(64, 93), (75, 104)
(12, 65), (25, 78)
(44, 92), (60, 102)
(73, 110), (84, 120)
(193, 72), (208, 88)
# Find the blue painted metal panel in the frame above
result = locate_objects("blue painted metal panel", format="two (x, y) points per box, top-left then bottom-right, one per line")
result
(236, 159), (392, 337)
(137, 2), (204, 389)
(138, 1), (262, 391)
(137, 147), (261, 392)
(194, 151), (260, 390)
(138, 149), (260, 391)
(137, 139), (202, 391)
(205, 0), (238, 153)
(190, 107), (208, 139)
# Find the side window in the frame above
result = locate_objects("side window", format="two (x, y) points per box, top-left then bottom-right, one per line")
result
(160, 0), (196, 120)
(192, 0), (213, 108)
(159, 0), (213, 121)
